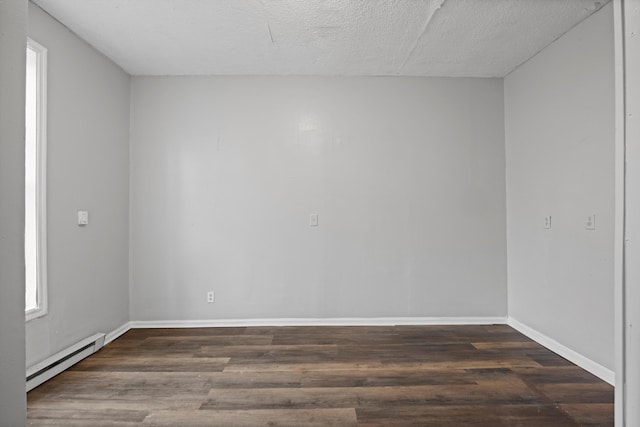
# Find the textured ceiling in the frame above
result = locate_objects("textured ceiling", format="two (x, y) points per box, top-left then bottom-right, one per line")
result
(32, 0), (608, 77)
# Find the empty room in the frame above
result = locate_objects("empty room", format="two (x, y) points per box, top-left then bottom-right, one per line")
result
(1, 0), (639, 425)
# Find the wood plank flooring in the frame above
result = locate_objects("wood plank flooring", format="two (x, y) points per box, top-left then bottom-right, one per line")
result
(27, 325), (614, 426)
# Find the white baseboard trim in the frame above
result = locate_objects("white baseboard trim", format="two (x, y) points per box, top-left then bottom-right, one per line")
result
(104, 321), (132, 345)
(507, 317), (615, 385)
(130, 316), (507, 329)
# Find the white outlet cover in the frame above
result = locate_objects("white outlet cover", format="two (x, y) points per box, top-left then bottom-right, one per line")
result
(586, 214), (596, 230)
(77, 210), (89, 226)
(543, 216), (551, 229)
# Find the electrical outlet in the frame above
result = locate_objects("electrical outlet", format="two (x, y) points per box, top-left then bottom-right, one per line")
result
(78, 210), (89, 226)
(207, 291), (214, 303)
(586, 214), (596, 230)
(543, 216), (552, 229)
(309, 213), (318, 227)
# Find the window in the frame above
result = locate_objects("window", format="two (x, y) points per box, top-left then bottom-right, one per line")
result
(25, 38), (47, 321)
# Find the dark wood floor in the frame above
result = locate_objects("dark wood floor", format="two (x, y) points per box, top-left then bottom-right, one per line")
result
(27, 325), (613, 426)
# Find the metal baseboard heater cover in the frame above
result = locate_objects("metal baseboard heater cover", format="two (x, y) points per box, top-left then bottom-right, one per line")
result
(26, 333), (105, 392)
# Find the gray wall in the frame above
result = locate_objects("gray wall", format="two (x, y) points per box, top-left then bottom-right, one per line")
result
(130, 76), (507, 321)
(505, 4), (614, 370)
(0, 0), (27, 424)
(25, 4), (130, 367)
(623, 0), (640, 422)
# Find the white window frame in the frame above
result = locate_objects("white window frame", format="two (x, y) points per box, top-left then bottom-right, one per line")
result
(25, 38), (48, 322)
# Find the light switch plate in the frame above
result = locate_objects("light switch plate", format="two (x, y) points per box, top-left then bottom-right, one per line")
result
(309, 213), (318, 227)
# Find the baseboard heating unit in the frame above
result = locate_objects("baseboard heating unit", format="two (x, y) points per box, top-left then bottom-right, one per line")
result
(26, 333), (105, 392)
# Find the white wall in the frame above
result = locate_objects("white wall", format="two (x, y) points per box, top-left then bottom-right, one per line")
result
(0, 0), (27, 424)
(505, 4), (614, 371)
(623, 0), (640, 422)
(25, 4), (130, 367)
(130, 76), (506, 322)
